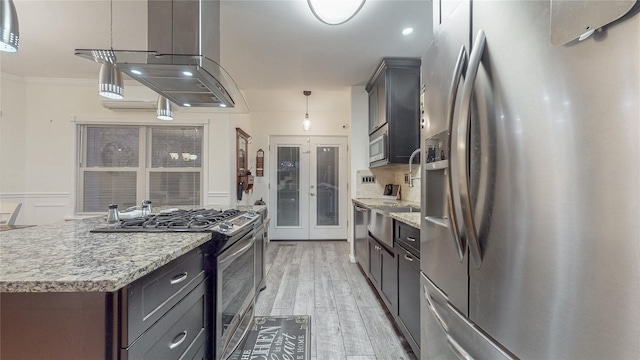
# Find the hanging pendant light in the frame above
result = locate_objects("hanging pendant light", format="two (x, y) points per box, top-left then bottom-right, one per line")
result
(0, 0), (20, 52)
(98, 63), (124, 99)
(308, 0), (366, 25)
(98, 0), (124, 99)
(303, 90), (311, 131)
(157, 96), (174, 121)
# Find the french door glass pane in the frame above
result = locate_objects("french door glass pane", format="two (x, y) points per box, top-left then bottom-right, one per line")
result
(277, 147), (300, 226)
(316, 146), (339, 226)
(83, 171), (137, 212)
(150, 127), (203, 168)
(86, 127), (139, 167)
(149, 172), (201, 207)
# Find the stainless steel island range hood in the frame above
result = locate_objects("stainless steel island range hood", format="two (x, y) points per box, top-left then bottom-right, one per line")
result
(75, 0), (247, 111)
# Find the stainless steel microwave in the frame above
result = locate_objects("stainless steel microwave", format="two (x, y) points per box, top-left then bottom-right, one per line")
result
(369, 132), (388, 165)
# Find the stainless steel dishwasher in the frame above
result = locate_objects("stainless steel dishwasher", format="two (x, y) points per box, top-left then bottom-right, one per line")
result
(353, 204), (369, 272)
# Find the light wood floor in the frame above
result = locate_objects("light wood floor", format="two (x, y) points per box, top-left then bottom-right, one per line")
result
(255, 240), (417, 360)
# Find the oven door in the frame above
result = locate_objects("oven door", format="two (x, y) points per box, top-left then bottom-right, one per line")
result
(216, 229), (256, 359)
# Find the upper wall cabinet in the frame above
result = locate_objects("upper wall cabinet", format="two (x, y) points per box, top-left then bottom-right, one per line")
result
(366, 58), (421, 167)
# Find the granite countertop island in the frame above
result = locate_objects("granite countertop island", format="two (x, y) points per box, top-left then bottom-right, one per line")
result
(0, 205), (266, 293)
(352, 198), (421, 229)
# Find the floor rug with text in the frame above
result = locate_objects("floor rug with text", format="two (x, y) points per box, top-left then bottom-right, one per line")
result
(229, 315), (311, 360)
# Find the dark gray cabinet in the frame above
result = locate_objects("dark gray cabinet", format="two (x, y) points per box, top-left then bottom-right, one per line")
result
(121, 246), (208, 360)
(397, 245), (420, 357)
(395, 220), (421, 357)
(368, 235), (397, 313)
(366, 58), (421, 167)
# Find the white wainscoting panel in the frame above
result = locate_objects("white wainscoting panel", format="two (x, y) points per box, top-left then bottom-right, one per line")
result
(206, 192), (231, 206)
(0, 193), (72, 225)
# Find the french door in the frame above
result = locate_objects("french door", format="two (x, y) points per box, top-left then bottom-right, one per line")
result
(269, 136), (348, 240)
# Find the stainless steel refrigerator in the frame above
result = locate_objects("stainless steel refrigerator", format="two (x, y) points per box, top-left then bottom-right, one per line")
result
(419, 0), (639, 359)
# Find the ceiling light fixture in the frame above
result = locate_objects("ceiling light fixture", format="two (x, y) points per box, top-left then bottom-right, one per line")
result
(303, 90), (312, 131)
(98, 0), (124, 99)
(307, 0), (366, 25)
(98, 64), (124, 99)
(0, 0), (20, 52)
(402, 27), (414, 35)
(157, 96), (174, 120)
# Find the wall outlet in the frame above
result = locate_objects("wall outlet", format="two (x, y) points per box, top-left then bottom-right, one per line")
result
(404, 173), (410, 184)
(361, 175), (376, 184)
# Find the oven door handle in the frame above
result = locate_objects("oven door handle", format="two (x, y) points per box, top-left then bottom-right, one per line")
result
(219, 235), (256, 268)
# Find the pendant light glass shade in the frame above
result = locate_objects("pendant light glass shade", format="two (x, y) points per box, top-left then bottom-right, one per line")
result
(157, 96), (174, 121)
(307, 0), (366, 25)
(302, 90), (311, 131)
(98, 64), (124, 99)
(303, 114), (311, 131)
(0, 0), (20, 52)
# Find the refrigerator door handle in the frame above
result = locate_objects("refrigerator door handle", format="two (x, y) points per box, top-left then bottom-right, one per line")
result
(423, 284), (449, 332)
(446, 45), (468, 262)
(447, 334), (474, 360)
(456, 30), (486, 269)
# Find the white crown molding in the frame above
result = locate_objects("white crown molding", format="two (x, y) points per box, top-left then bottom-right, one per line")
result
(0, 72), (26, 82)
(1, 72), (143, 87)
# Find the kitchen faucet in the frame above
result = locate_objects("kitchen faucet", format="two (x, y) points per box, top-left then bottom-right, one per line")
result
(408, 148), (421, 187)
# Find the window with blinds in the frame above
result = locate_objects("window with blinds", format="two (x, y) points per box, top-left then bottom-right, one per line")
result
(78, 125), (203, 213)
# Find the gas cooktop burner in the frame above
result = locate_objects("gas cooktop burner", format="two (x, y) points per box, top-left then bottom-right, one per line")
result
(91, 208), (257, 233)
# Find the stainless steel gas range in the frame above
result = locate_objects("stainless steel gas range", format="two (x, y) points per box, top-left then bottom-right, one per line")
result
(92, 207), (261, 359)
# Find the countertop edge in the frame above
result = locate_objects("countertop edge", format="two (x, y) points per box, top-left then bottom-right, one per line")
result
(389, 212), (421, 229)
(0, 235), (212, 293)
(352, 198), (420, 209)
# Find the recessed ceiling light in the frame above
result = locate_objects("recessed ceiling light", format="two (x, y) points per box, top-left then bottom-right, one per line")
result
(183, 71), (193, 77)
(130, 69), (142, 75)
(402, 27), (414, 36)
(219, 104), (227, 108)
(183, 103), (191, 107)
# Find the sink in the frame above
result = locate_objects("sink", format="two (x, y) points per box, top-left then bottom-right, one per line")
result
(369, 205), (418, 248)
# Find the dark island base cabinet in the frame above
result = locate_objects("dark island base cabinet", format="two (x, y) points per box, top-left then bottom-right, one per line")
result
(119, 247), (208, 360)
(0, 246), (209, 360)
(368, 235), (398, 315)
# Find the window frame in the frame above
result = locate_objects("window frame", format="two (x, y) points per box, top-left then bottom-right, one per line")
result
(76, 123), (207, 214)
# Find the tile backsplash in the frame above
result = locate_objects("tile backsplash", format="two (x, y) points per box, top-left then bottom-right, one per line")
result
(356, 164), (420, 203)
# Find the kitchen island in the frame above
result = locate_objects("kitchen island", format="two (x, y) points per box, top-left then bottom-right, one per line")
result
(0, 205), (265, 360)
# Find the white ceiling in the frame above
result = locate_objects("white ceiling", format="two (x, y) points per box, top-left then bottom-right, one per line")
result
(1, 0), (432, 91)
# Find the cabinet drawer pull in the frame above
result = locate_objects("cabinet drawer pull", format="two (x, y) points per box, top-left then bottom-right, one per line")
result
(404, 254), (414, 262)
(170, 272), (189, 285)
(406, 237), (416, 242)
(169, 330), (188, 349)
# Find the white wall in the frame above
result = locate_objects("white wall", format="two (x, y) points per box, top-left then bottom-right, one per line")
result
(0, 76), (239, 225)
(349, 86), (369, 260)
(0, 74), (27, 194)
(0, 77), (358, 226)
(243, 89), (352, 210)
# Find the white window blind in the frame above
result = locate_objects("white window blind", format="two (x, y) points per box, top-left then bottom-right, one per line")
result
(78, 125), (203, 213)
